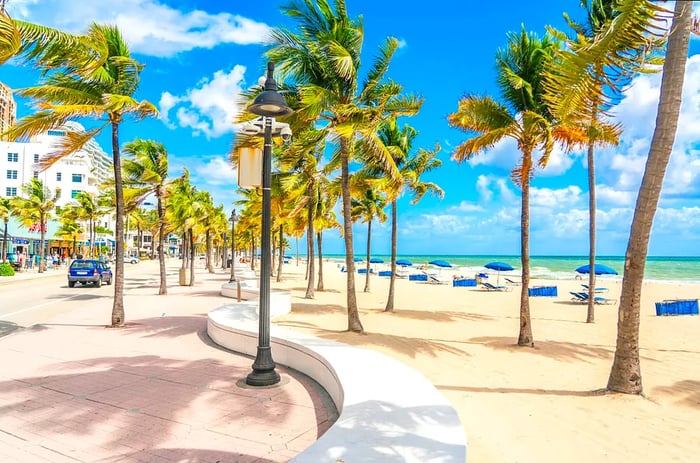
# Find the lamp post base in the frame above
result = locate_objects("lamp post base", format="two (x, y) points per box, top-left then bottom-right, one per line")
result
(246, 347), (280, 386)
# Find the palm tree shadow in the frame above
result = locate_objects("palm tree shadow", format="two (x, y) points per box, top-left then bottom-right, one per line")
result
(0, 354), (325, 460)
(652, 380), (700, 408)
(374, 308), (494, 322)
(468, 336), (613, 363)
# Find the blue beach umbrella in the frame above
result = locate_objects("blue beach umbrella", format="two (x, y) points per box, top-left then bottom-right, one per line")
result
(353, 257), (363, 262)
(429, 259), (452, 268)
(396, 259), (413, 267)
(484, 261), (514, 285)
(369, 257), (384, 264)
(575, 264), (618, 275)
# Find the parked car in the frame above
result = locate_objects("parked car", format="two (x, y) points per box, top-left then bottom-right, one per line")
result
(124, 254), (140, 264)
(67, 259), (112, 287)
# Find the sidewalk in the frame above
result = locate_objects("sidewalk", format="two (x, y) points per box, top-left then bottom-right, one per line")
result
(0, 262), (336, 462)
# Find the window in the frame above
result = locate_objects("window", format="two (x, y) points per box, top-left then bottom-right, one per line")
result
(71, 190), (82, 198)
(7, 153), (18, 162)
(33, 171), (39, 179)
(5, 187), (16, 196)
(6, 170), (17, 179)
(33, 154), (39, 163)
(72, 173), (82, 183)
(56, 172), (62, 181)
(47, 130), (65, 136)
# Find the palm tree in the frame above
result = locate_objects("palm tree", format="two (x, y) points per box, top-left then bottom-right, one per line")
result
(608, 0), (693, 394)
(351, 179), (388, 293)
(545, 0), (661, 323)
(268, 0), (422, 332)
(122, 139), (170, 295)
(9, 178), (59, 272)
(55, 214), (83, 258)
(377, 119), (443, 311)
(1, 3), (106, 72)
(6, 24), (158, 326)
(0, 197), (10, 261)
(65, 191), (110, 258)
(448, 28), (561, 347)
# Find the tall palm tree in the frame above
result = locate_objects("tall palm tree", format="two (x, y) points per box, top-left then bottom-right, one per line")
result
(6, 24), (158, 326)
(55, 214), (83, 258)
(65, 191), (110, 258)
(122, 139), (170, 295)
(0, 197), (10, 261)
(545, 0), (661, 323)
(448, 28), (561, 347)
(268, 0), (422, 332)
(9, 178), (59, 273)
(1, 2), (106, 72)
(351, 179), (388, 293)
(608, 0), (693, 394)
(377, 119), (443, 311)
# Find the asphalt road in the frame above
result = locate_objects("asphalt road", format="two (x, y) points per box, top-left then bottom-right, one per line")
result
(0, 261), (162, 329)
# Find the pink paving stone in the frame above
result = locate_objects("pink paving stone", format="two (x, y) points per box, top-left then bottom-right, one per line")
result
(0, 267), (337, 463)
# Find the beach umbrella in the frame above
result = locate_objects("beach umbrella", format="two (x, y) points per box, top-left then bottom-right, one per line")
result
(369, 257), (384, 264)
(396, 259), (413, 267)
(575, 264), (618, 275)
(429, 259), (452, 268)
(485, 261), (514, 285)
(353, 257), (363, 262)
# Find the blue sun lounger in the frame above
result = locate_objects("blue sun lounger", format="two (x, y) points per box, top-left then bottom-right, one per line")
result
(570, 291), (616, 305)
(581, 284), (608, 293)
(483, 282), (510, 291)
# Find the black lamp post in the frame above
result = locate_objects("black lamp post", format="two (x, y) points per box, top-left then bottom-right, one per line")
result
(229, 209), (237, 282)
(245, 62), (293, 387)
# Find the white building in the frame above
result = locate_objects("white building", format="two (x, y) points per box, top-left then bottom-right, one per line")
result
(1, 122), (114, 258)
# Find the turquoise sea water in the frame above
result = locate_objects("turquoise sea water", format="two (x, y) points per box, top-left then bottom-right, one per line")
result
(322, 255), (700, 283)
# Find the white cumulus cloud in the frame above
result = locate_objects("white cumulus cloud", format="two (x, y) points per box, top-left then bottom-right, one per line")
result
(9, 0), (272, 57)
(159, 66), (248, 138)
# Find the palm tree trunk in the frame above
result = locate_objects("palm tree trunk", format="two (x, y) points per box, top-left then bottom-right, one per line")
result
(608, 0), (691, 394)
(2, 220), (8, 261)
(586, 128), (597, 323)
(189, 232), (195, 286)
(385, 199), (397, 312)
(157, 191), (167, 295)
(340, 139), (363, 332)
(277, 224), (284, 283)
(305, 202), (315, 299)
(38, 212), (45, 273)
(206, 230), (214, 273)
(517, 172), (533, 347)
(251, 237), (256, 271)
(110, 121), (125, 327)
(364, 221), (372, 292)
(316, 232), (324, 291)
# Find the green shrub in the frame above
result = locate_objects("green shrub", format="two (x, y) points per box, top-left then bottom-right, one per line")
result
(0, 262), (15, 277)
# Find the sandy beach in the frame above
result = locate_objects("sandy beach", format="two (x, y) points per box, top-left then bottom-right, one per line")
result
(270, 262), (700, 463)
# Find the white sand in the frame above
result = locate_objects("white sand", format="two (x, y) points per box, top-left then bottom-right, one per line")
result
(272, 262), (700, 463)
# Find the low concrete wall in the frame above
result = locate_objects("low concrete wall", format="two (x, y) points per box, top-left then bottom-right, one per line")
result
(220, 282), (291, 319)
(207, 305), (467, 463)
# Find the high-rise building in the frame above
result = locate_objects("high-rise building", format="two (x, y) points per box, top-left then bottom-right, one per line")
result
(1, 123), (114, 259)
(1, 121), (112, 207)
(0, 82), (16, 139)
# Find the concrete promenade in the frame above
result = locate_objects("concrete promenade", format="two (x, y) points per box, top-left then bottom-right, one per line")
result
(0, 261), (336, 462)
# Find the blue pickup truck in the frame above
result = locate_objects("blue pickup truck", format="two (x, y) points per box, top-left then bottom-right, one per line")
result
(67, 259), (113, 287)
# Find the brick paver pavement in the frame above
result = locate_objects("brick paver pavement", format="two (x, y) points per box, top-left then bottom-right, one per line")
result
(0, 262), (337, 462)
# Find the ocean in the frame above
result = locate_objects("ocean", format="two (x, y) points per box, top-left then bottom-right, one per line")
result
(320, 255), (700, 284)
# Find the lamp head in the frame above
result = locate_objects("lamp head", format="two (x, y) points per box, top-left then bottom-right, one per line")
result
(247, 62), (293, 118)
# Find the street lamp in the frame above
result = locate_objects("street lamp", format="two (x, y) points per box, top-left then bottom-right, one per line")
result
(245, 62), (293, 387)
(229, 209), (237, 282)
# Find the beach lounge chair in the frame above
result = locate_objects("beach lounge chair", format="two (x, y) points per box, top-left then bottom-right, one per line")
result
(482, 282), (510, 291)
(581, 284), (608, 293)
(428, 273), (451, 285)
(570, 291), (616, 305)
(505, 278), (521, 285)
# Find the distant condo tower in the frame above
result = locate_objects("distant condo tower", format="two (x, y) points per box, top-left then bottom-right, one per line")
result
(0, 82), (17, 140)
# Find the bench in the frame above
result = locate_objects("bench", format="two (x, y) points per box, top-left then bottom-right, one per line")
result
(207, 305), (467, 463)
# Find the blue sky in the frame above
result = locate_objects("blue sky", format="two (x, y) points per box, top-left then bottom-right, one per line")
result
(3, 0), (700, 256)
